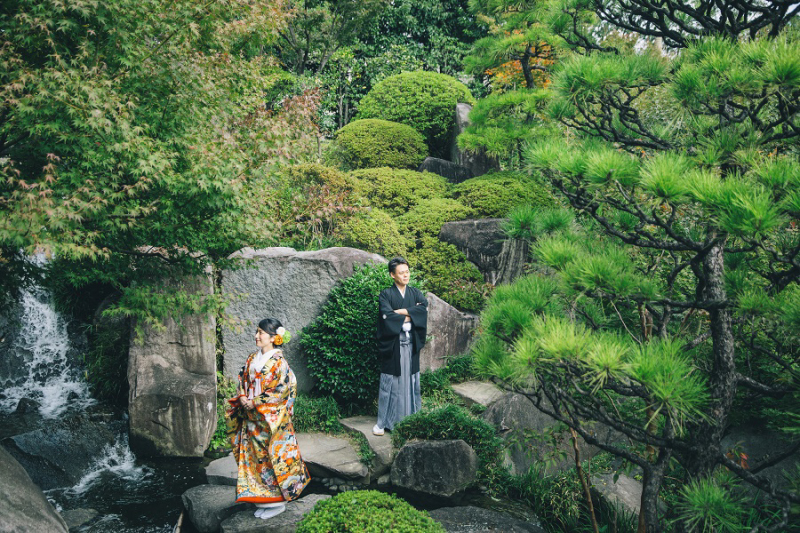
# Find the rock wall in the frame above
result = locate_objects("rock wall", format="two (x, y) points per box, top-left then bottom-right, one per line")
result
(449, 103), (499, 178)
(0, 445), (69, 533)
(221, 247), (385, 391)
(422, 293), (479, 371)
(128, 276), (217, 457)
(440, 219), (529, 286)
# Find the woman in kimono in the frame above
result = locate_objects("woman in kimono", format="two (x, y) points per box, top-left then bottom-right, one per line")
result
(226, 318), (310, 520)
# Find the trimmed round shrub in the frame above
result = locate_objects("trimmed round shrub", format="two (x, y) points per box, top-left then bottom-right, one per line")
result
(357, 71), (475, 158)
(409, 236), (491, 313)
(296, 490), (445, 533)
(451, 171), (556, 218)
(336, 208), (411, 259)
(281, 162), (357, 193)
(350, 168), (450, 216)
(397, 198), (474, 241)
(334, 119), (428, 170)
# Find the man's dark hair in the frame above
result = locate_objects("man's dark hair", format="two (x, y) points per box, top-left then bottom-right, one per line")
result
(388, 257), (409, 274)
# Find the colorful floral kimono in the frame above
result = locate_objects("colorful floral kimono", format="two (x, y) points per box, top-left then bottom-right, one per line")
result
(226, 349), (310, 503)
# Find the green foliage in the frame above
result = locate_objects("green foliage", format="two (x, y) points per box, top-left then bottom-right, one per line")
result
(210, 371), (237, 451)
(333, 119), (428, 170)
(350, 168), (450, 216)
(409, 236), (491, 313)
(293, 394), (344, 434)
(81, 318), (131, 406)
(357, 71), (475, 157)
(452, 171), (556, 218)
(397, 198), (475, 242)
(503, 206), (574, 241)
(392, 404), (504, 479)
(296, 490), (445, 533)
(419, 354), (477, 408)
(336, 208), (411, 259)
(300, 264), (394, 407)
(673, 477), (746, 533)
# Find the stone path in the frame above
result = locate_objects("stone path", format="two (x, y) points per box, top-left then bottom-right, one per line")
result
(339, 415), (393, 477)
(219, 494), (330, 533)
(295, 432), (369, 482)
(451, 381), (504, 408)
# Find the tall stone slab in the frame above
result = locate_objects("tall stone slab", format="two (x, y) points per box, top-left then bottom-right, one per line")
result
(421, 293), (479, 371)
(221, 247), (385, 391)
(440, 219), (529, 286)
(449, 103), (500, 177)
(128, 276), (217, 457)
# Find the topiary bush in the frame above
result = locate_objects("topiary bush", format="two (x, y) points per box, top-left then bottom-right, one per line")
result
(350, 168), (450, 216)
(451, 171), (556, 218)
(333, 119), (428, 170)
(409, 236), (491, 313)
(335, 208), (411, 259)
(300, 264), (392, 407)
(296, 490), (445, 533)
(357, 71), (475, 158)
(397, 198), (474, 242)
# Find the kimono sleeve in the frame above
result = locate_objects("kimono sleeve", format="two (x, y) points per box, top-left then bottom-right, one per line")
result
(406, 288), (428, 329)
(379, 289), (405, 339)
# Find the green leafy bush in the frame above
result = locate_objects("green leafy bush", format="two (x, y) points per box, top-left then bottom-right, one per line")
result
(410, 237), (490, 313)
(392, 404), (504, 479)
(296, 490), (444, 533)
(333, 119), (428, 170)
(300, 264), (393, 407)
(209, 371), (237, 451)
(293, 394), (344, 434)
(452, 171), (556, 218)
(397, 198), (474, 242)
(335, 208), (411, 258)
(350, 168), (450, 216)
(357, 71), (475, 157)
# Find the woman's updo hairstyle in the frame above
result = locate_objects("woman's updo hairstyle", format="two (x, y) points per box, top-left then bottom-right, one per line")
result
(258, 318), (283, 335)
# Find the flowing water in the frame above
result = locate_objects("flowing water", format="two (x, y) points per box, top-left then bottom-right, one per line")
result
(0, 278), (205, 532)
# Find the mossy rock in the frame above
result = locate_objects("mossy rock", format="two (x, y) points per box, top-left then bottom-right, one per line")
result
(336, 208), (411, 259)
(357, 71), (475, 158)
(397, 198), (474, 242)
(296, 490), (445, 533)
(452, 171), (555, 218)
(334, 119), (428, 170)
(350, 167), (450, 216)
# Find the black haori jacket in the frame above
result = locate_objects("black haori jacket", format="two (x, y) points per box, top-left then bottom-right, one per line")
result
(377, 285), (428, 376)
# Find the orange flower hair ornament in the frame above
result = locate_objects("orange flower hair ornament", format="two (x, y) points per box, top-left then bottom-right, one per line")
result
(273, 327), (291, 346)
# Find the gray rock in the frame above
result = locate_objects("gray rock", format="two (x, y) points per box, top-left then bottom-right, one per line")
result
(0, 297), (25, 390)
(128, 275), (217, 458)
(207, 454), (237, 486)
(429, 506), (545, 533)
(449, 103), (500, 178)
(2, 415), (116, 490)
(452, 381), (505, 408)
(0, 445), (68, 533)
(482, 392), (606, 475)
(591, 473), (644, 517)
(61, 508), (99, 530)
(439, 219), (529, 286)
(221, 247), (385, 391)
(417, 157), (473, 184)
(14, 397), (40, 414)
(423, 293), (479, 371)
(296, 432), (369, 481)
(182, 484), (249, 533)
(220, 493), (330, 533)
(339, 415), (393, 477)
(721, 425), (800, 493)
(391, 440), (479, 498)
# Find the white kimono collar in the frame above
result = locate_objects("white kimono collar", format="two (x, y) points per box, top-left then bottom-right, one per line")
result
(251, 348), (280, 375)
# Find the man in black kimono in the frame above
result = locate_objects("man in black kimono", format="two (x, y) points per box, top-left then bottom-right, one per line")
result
(373, 257), (428, 436)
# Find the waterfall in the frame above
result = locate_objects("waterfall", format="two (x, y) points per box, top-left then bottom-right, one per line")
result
(0, 283), (95, 418)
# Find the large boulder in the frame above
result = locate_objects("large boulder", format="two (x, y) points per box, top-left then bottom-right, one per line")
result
(221, 247), (385, 391)
(0, 445), (69, 533)
(128, 276), (217, 457)
(422, 293), (479, 371)
(417, 157), (473, 184)
(220, 494), (330, 533)
(182, 484), (249, 533)
(1, 414), (116, 490)
(429, 506), (546, 533)
(449, 103), (499, 178)
(391, 439), (478, 498)
(439, 219), (528, 286)
(721, 424), (800, 493)
(482, 392), (608, 475)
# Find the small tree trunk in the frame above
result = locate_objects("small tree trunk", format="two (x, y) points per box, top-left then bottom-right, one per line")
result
(520, 47), (535, 89)
(571, 428), (599, 533)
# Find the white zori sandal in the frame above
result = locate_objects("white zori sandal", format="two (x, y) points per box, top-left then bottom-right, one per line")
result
(254, 502), (286, 519)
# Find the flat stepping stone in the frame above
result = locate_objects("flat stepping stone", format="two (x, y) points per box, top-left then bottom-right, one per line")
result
(429, 506), (546, 533)
(296, 432), (368, 481)
(452, 381), (504, 408)
(220, 493), (330, 533)
(206, 454), (237, 486)
(182, 484), (249, 533)
(339, 415), (393, 476)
